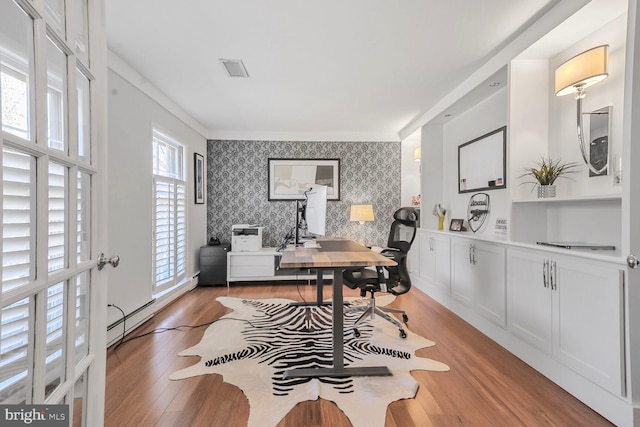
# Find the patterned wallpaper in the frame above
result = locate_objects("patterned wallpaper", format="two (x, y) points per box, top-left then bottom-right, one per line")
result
(206, 140), (401, 248)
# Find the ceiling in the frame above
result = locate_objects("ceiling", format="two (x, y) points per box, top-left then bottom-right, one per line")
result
(105, 0), (586, 141)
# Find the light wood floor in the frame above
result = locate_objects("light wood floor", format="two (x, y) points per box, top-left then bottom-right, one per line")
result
(105, 283), (614, 427)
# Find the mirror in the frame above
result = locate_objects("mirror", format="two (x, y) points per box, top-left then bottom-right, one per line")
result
(583, 106), (611, 177)
(458, 126), (506, 193)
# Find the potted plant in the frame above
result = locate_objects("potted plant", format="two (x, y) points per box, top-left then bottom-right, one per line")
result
(520, 157), (579, 198)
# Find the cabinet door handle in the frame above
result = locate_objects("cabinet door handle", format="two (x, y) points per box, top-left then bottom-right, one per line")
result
(543, 259), (548, 288)
(469, 245), (473, 264)
(473, 246), (477, 265)
(550, 261), (557, 290)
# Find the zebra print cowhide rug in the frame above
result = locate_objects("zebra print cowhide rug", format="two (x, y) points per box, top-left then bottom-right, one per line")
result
(169, 296), (449, 427)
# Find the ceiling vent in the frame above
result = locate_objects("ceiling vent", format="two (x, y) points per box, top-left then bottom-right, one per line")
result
(219, 59), (249, 78)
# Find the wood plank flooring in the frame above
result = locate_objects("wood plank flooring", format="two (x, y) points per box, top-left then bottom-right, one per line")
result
(105, 283), (614, 427)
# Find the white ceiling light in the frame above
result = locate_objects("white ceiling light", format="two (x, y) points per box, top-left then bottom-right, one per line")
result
(219, 59), (249, 78)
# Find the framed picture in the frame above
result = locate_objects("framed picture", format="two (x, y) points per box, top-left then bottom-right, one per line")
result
(194, 153), (204, 204)
(268, 158), (340, 201)
(449, 218), (464, 232)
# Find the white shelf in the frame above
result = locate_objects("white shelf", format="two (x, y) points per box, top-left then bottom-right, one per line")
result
(511, 193), (622, 204)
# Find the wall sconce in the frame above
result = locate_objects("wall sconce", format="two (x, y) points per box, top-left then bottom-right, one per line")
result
(350, 204), (374, 225)
(555, 45), (609, 175)
(414, 147), (421, 163)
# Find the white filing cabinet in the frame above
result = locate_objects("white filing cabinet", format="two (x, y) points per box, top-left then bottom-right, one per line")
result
(226, 248), (332, 284)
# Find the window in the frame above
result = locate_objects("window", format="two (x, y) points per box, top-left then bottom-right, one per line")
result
(46, 37), (67, 152)
(2, 148), (35, 294)
(152, 130), (186, 293)
(0, 2), (34, 142)
(48, 162), (67, 274)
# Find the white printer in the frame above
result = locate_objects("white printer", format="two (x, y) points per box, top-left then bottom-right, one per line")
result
(231, 224), (263, 252)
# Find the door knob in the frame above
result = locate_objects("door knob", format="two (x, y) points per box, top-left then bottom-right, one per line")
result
(98, 253), (120, 270)
(627, 254), (640, 269)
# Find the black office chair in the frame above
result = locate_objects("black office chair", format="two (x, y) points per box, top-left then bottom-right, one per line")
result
(344, 207), (419, 339)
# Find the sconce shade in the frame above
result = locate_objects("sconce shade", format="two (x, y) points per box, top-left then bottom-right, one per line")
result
(414, 147), (421, 162)
(350, 204), (374, 224)
(555, 45), (608, 97)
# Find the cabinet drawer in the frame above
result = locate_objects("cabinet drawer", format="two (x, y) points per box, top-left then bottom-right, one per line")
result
(229, 265), (273, 277)
(229, 255), (274, 277)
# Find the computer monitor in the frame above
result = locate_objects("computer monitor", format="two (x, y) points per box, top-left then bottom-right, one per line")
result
(304, 185), (327, 236)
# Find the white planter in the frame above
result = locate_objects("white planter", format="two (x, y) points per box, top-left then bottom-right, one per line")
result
(537, 185), (556, 198)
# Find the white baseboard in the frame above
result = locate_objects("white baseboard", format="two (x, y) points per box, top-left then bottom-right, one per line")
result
(107, 277), (198, 347)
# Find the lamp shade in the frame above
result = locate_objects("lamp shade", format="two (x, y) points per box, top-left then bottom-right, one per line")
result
(555, 45), (608, 96)
(350, 204), (374, 224)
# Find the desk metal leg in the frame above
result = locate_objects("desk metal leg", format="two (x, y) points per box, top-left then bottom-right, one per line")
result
(316, 269), (323, 303)
(289, 269), (330, 307)
(283, 268), (391, 379)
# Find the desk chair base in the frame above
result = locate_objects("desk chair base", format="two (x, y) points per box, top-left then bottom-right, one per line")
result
(282, 365), (392, 379)
(289, 301), (331, 307)
(350, 295), (408, 339)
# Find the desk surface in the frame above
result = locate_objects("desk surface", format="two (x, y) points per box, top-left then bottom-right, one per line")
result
(279, 238), (397, 269)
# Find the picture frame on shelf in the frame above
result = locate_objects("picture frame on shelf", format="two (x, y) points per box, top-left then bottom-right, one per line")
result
(449, 218), (464, 232)
(194, 153), (205, 204)
(268, 158), (340, 201)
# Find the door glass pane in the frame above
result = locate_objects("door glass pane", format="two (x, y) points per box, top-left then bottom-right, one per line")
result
(77, 171), (90, 262)
(46, 38), (68, 153)
(49, 162), (67, 274)
(45, 282), (65, 399)
(44, 0), (66, 37)
(0, 297), (31, 404)
(0, 1), (35, 141)
(72, 0), (89, 65)
(2, 148), (35, 294)
(74, 271), (89, 361)
(76, 70), (90, 164)
(71, 373), (86, 427)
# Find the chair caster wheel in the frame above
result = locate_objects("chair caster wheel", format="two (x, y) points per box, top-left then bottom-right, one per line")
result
(399, 329), (407, 339)
(402, 314), (409, 323)
(354, 329), (361, 338)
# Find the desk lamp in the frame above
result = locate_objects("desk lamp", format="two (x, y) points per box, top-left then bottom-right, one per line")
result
(350, 204), (374, 225)
(555, 45), (609, 175)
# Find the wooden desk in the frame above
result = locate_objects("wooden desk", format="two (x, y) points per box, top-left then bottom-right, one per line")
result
(279, 239), (397, 378)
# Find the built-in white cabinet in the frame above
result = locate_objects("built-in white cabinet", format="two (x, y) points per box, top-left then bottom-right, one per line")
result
(409, 1), (636, 423)
(418, 231), (451, 291)
(507, 247), (625, 396)
(451, 239), (506, 326)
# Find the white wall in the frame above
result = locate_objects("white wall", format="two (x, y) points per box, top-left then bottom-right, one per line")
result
(420, 124), (444, 230)
(106, 60), (207, 338)
(547, 14), (627, 197)
(401, 130), (421, 207)
(442, 88), (509, 236)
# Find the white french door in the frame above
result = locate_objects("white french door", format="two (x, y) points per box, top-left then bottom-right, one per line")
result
(0, 0), (107, 426)
(624, 0), (640, 420)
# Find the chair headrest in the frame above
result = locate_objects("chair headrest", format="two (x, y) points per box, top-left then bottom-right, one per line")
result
(393, 207), (419, 225)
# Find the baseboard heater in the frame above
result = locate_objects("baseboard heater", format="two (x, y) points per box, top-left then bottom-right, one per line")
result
(107, 299), (156, 331)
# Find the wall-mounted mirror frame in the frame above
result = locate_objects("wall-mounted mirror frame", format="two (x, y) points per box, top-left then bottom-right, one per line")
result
(458, 126), (507, 193)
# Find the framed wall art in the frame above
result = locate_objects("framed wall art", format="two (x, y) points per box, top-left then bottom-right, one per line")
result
(194, 153), (205, 204)
(268, 158), (340, 201)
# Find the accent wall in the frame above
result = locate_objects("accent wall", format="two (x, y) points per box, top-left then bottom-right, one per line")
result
(207, 140), (401, 248)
